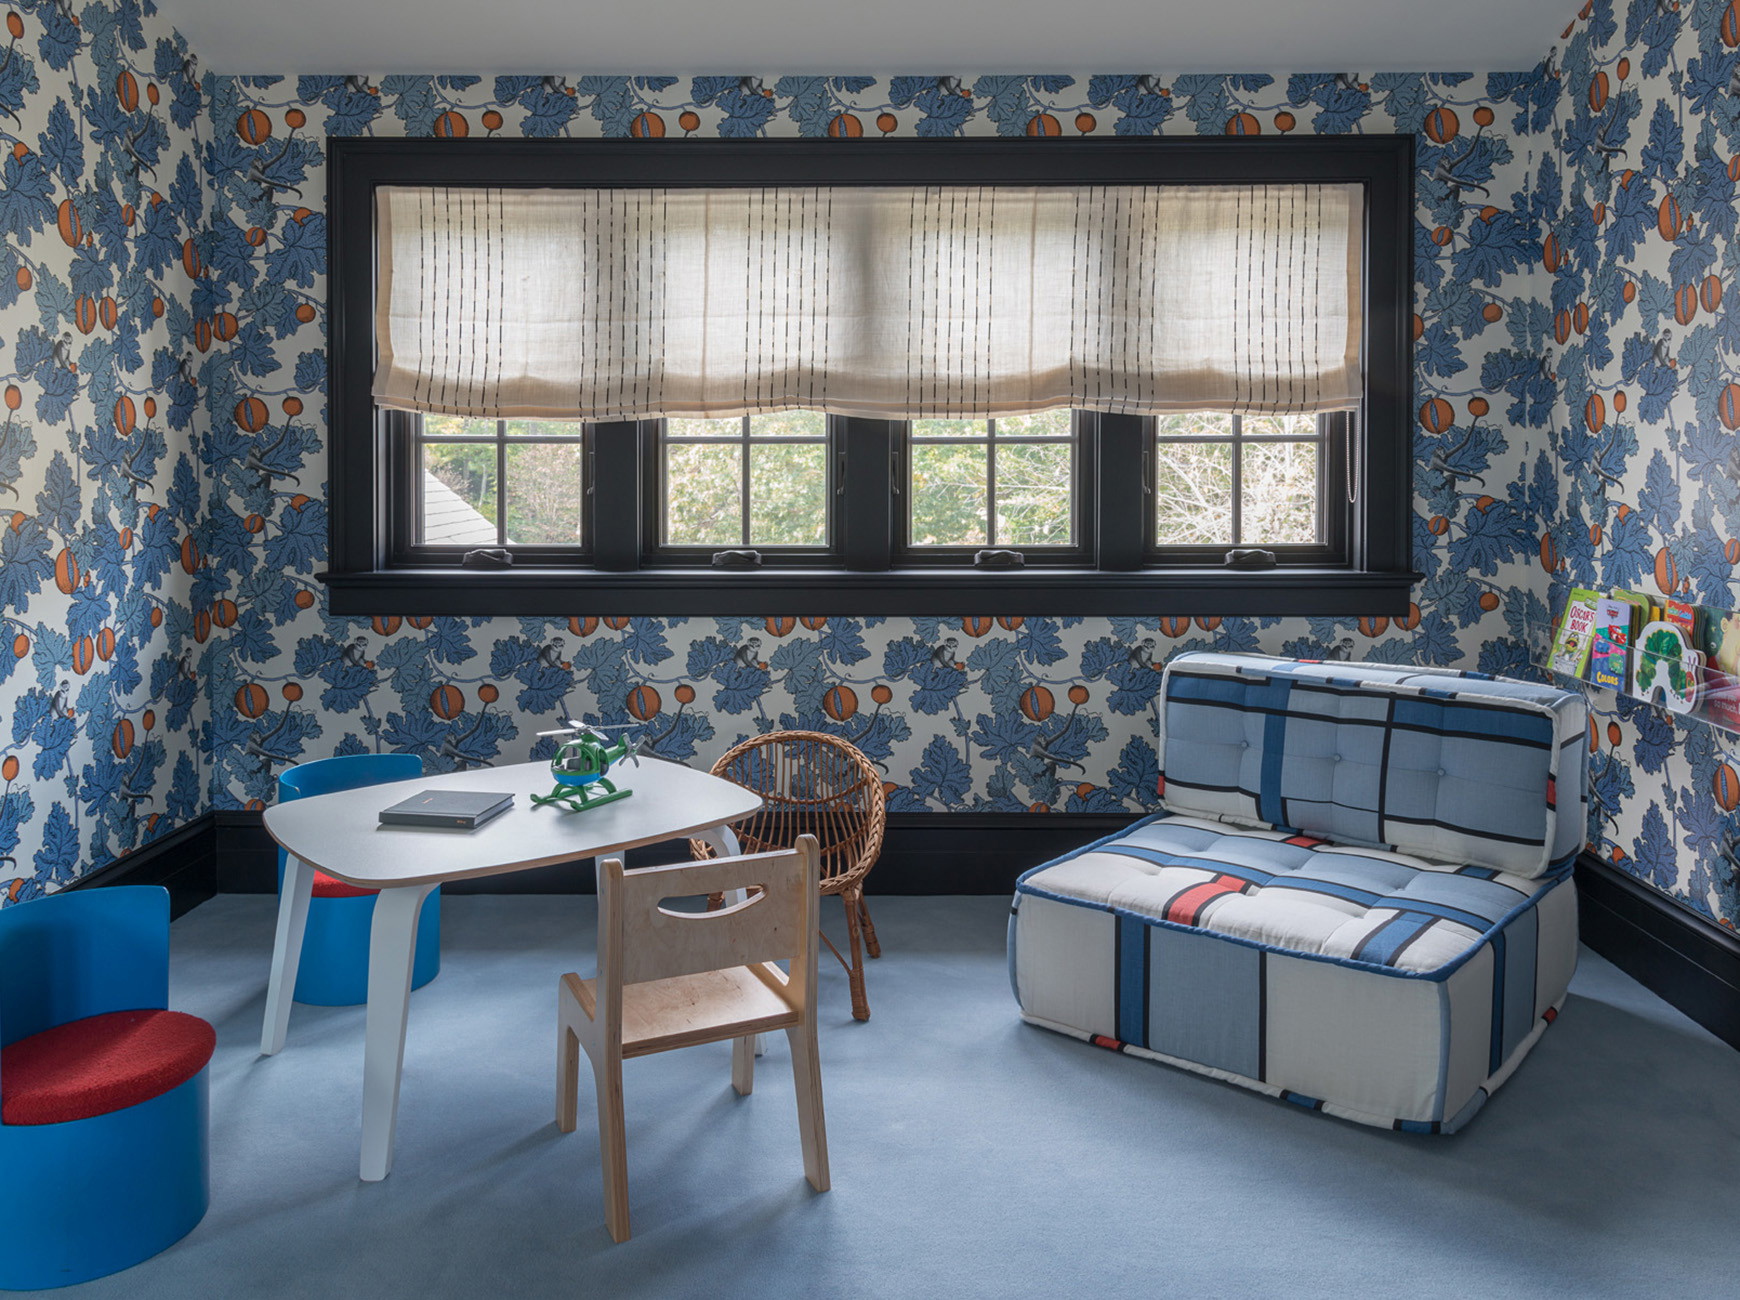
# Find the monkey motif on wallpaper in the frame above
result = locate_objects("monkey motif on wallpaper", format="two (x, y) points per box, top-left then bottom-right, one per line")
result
(245, 134), (305, 204)
(1427, 424), (1487, 490)
(1431, 128), (1492, 202)
(119, 118), (156, 180)
(1591, 109), (1628, 170)
(243, 425), (302, 490)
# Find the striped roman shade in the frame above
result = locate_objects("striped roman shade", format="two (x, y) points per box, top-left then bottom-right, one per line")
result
(373, 182), (1365, 422)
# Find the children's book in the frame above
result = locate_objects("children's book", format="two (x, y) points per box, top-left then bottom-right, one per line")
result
(1633, 620), (1702, 714)
(1704, 610), (1740, 730)
(1611, 590), (1654, 637)
(1588, 597), (1633, 690)
(1664, 598), (1703, 644)
(1548, 588), (1601, 678)
(1588, 630), (1629, 691)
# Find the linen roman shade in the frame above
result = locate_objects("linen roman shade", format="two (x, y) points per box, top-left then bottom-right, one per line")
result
(373, 182), (1365, 422)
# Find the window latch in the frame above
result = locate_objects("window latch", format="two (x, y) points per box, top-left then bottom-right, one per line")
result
(1224, 548), (1276, 570)
(974, 548), (1025, 570)
(712, 549), (762, 569)
(462, 548), (514, 569)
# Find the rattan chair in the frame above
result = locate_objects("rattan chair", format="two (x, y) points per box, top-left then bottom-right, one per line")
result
(693, 731), (885, 1021)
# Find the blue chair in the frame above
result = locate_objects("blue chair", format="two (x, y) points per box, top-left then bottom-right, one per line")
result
(278, 753), (441, 1006)
(0, 886), (214, 1290)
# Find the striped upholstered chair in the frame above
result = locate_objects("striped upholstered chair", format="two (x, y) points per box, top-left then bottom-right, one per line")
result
(1011, 652), (1589, 1133)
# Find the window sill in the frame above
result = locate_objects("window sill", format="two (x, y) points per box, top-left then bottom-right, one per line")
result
(320, 566), (1419, 619)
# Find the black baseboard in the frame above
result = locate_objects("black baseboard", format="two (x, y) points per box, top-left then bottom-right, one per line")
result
(1575, 853), (1740, 1051)
(66, 816), (218, 920)
(199, 809), (1141, 896)
(79, 814), (1735, 1053)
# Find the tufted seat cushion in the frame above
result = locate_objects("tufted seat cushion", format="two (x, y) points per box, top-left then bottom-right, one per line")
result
(1, 1009), (216, 1126)
(1012, 811), (1579, 1132)
(1025, 815), (1557, 976)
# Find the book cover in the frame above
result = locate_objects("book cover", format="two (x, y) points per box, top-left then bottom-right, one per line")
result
(1548, 588), (1601, 677)
(1593, 597), (1632, 648)
(1611, 590), (1654, 637)
(1665, 597), (1702, 643)
(1588, 631), (1629, 691)
(1705, 610), (1740, 730)
(1632, 621), (1702, 714)
(379, 789), (515, 829)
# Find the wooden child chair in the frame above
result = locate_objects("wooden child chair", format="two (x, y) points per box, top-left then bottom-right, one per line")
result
(556, 836), (829, 1243)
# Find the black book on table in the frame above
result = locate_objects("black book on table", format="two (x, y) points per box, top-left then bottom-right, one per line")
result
(379, 789), (515, 829)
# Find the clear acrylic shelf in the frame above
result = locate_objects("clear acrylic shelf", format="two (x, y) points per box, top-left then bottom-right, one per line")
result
(1527, 608), (1740, 738)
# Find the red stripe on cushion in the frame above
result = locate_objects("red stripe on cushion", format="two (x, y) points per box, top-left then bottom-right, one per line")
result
(1164, 875), (1246, 927)
(1, 1009), (216, 1125)
(313, 871), (377, 899)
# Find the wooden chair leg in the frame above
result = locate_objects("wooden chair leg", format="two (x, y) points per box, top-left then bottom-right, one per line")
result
(857, 891), (881, 959)
(556, 1023), (581, 1134)
(593, 1057), (631, 1243)
(843, 891), (870, 1022)
(732, 1034), (756, 1096)
(785, 1023), (830, 1193)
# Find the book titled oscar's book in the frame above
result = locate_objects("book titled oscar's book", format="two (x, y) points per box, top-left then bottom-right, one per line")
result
(1548, 588), (1602, 677)
(379, 789), (515, 829)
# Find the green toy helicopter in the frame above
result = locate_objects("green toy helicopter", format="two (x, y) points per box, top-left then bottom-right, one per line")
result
(531, 720), (643, 812)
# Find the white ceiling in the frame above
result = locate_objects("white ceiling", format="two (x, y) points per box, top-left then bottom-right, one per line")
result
(155, 0), (1576, 77)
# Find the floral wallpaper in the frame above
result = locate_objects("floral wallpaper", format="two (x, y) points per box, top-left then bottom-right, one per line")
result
(1542, 0), (1740, 929)
(0, 0), (207, 903)
(187, 71), (1553, 840)
(6, 0), (1729, 937)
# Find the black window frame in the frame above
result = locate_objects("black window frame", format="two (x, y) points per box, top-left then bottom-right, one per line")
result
(326, 136), (1415, 618)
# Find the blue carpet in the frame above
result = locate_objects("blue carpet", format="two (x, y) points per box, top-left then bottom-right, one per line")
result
(21, 894), (1739, 1298)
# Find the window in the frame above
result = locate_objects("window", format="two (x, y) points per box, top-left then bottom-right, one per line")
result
(328, 138), (1414, 617)
(656, 412), (832, 555)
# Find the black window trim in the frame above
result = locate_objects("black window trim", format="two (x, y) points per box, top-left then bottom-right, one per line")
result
(326, 136), (1416, 618)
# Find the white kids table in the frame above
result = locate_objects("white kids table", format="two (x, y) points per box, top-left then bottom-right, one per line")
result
(260, 757), (761, 1181)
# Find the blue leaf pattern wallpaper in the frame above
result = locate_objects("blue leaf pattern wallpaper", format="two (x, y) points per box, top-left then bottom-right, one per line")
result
(0, 0), (1734, 937)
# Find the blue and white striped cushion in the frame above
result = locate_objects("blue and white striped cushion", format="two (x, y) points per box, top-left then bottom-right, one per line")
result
(1011, 813), (1579, 1132)
(1156, 653), (1589, 879)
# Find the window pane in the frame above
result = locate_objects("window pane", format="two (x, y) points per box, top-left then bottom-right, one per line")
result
(1242, 412), (1317, 440)
(909, 443), (988, 546)
(749, 443), (828, 546)
(420, 443), (498, 545)
(667, 417), (741, 440)
(504, 418), (584, 437)
(504, 442), (588, 544)
(1242, 440), (1319, 544)
(997, 410), (1072, 439)
(664, 442), (743, 545)
(749, 410), (825, 439)
(423, 415), (497, 439)
(996, 442), (1073, 545)
(1153, 411), (1234, 440)
(912, 418), (988, 441)
(1154, 441), (1233, 545)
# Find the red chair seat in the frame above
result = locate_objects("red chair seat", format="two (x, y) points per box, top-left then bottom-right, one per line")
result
(1, 1010), (216, 1126)
(312, 871), (377, 899)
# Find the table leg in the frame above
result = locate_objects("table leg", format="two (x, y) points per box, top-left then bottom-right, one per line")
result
(360, 882), (436, 1182)
(696, 824), (766, 1060)
(260, 855), (315, 1056)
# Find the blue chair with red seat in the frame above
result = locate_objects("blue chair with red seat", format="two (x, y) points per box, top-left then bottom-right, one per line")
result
(0, 885), (216, 1290)
(277, 753), (440, 1006)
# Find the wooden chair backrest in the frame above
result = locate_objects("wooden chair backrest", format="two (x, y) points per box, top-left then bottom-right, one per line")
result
(707, 732), (885, 893)
(600, 837), (819, 989)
